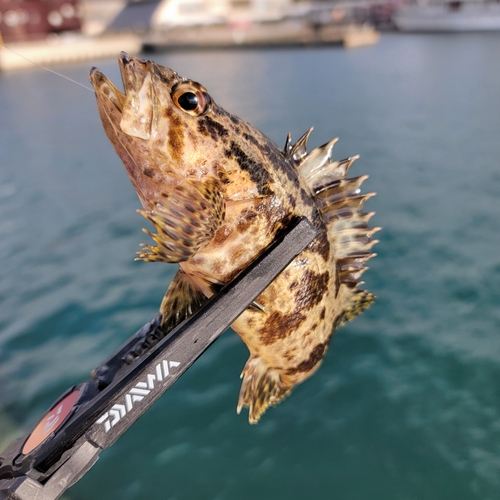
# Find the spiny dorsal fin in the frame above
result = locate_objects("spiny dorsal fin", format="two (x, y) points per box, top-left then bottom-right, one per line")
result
(336, 251), (377, 290)
(285, 130), (359, 191)
(297, 137), (339, 180)
(285, 128), (314, 163)
(328, 227), (380, 260)
(314, 175), (369, 209)
(288, 129), (379, 314)
(284, 132), (293, 156)
(306, 155), (359, 193)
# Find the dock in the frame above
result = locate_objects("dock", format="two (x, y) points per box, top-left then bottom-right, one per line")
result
(0, 33), (141, 71)
(143, 21), (379, 51)
(0, 22), (379, 72)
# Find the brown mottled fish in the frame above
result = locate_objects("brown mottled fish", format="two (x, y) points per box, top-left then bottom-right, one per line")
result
(89, 53), (379, 423)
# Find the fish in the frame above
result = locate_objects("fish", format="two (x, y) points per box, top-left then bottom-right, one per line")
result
(89, 52), (379, 424)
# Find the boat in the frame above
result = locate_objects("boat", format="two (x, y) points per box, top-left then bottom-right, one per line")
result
(393, 1), (500, 32)
(144, 0), (380, 50)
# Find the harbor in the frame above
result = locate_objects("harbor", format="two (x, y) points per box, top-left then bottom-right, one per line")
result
(2, 1), (500, 499)
(4, 0), (500, 71)
(0, 0), (386, 71)
(142, 21), (380, 51)
(0, 33), (141, 71)
(1, 30), (500, 500)
(393, 2), (500, 31)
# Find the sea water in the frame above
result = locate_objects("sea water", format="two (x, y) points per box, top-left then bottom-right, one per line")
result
(1, 32), (499, 500)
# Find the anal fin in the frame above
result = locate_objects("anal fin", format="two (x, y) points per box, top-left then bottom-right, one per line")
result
(237, 356), (291, 424)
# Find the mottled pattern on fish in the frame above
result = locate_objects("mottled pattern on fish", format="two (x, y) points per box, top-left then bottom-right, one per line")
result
(89, 53), (379, 423)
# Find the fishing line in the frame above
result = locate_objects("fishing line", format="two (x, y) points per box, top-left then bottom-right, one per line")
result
(0, 43), (95, 93)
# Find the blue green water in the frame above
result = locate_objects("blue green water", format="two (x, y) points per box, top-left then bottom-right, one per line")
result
(1, 32), (500, 499)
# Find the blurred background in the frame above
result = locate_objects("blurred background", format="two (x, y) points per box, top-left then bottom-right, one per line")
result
(1, 1), (500, 499)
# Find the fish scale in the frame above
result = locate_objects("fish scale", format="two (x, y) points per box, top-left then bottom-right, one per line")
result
(89, 52), (378, 424)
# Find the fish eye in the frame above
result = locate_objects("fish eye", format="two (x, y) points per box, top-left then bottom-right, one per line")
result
(172, 84), (211, 116)
(178, 92), (198, 111)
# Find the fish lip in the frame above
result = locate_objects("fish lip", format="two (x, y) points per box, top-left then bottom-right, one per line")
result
(88, 52), (150, 111)
(90, 53), (173, 210)
(89, 65), (125, 112)
(88, 65), (113, 90)
(117, 51), (149, 96)
(90, 52), (177, 115)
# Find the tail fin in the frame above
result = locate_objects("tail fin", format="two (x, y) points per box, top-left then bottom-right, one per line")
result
(237, 356), (291, 424)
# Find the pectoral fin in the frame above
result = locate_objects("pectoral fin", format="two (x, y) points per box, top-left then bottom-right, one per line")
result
(136, 178), (225, 263)
(160, 268), (264, 337)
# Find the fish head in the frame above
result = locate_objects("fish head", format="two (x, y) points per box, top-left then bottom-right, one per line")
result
(89, 52), (225, 210)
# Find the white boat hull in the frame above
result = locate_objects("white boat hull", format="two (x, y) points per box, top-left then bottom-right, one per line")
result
(394, 4), (500, 32)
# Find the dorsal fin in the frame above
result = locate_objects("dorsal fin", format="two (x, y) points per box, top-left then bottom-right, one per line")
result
(297, 137), (339, 180)
(287, 130), (379, 323)
(284, 128), (314, 163)
(283, 132), (293, 156)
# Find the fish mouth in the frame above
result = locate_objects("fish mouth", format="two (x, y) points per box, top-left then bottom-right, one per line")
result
(89, 53), (179, 209)
(89, 52), (159, 140)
